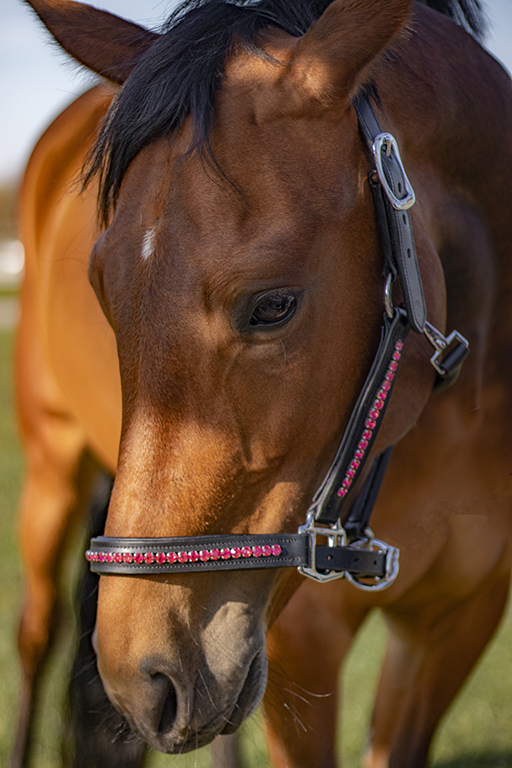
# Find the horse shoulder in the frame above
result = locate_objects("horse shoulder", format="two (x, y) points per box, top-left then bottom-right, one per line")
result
(18, 84), (121, 472)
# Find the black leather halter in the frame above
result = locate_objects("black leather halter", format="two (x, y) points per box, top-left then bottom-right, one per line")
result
(87, 95), (469, 590)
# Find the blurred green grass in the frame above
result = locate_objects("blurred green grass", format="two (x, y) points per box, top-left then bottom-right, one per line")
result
(1, 327), (512, 767)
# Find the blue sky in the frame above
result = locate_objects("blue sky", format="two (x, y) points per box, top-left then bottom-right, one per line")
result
(1, 0), (511, 182)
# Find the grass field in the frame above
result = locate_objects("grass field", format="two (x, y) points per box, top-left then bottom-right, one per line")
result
(1, 327), (512, 767)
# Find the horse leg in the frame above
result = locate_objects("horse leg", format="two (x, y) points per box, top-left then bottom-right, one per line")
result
(210, 735), (241, 768)
(62, 471), (147, 768)
(263, 580), (369, 768)
(11, 396), (90, 768)
(365, 571), (511, 768)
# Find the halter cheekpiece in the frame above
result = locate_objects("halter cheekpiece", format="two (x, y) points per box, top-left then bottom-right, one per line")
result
(87, 95), (469, 591)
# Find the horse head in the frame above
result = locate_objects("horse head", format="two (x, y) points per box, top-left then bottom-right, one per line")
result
(27, 0), (445, 752)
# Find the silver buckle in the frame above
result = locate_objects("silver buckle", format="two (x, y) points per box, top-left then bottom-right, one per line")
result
(297, 512), (347, 583)
(344, 528), (400, 592)
(424, 321), (469, 376)
(372, 133), (415, 211)
(297, 516), (400, 590)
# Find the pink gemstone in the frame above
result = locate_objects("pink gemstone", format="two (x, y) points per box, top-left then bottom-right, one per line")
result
(358, 439), (369, 450)
(188, 551), (199, 562)
(230, 547), (242, 558)
(261, 546), (271, 557)
(92, 552), (99, 562)
(123, 552), (133, 563)
(363, 430), (372, 440)
(385, 372), (394, 381)
(106, 553), (114, 563)
(252, 546), (262, 557)
(342, 477), (351, 488)
(382, 381), (391, 391)
(241, 547), (252, 558)
(85, 551), (92, 561)
(366, 419), (376, 429)
(220, 548), (231, 560)
(346, 469), (355, 479)
(396, 340), (404, 350)
(156, 553), (166, 564)
(210, 549), (220, 560)
(177, 551), (189, 563)
(271, 545), (282, 556)
(355, 450), (364, 459)
(337, 487), (348, 497)
(378, 389), (387, 400)
(373, 401), (384, 411)
(370, 409), (380, 419)
(134, 553), (144, 563)
(393, 351), (401, 361)
(199, 550), (210, 561)
(113, 553), (123, 563)
(144, 553), (155, 564)
(166, 552), (177, 563)
(350, 459), (360, 470)
(389, 361), (398, 371)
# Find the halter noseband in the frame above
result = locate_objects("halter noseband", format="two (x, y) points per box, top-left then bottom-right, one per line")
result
(86, 95), (469, 591)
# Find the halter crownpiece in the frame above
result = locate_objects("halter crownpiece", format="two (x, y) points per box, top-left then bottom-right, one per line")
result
(87, 95), (469, 591)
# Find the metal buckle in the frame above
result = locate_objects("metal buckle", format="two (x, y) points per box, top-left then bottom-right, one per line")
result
(297, 512), (347, 583)
(372, 133), (415, 211)
(384, 273), (394, 319)
(424, 321), (470, 376)
(344, 528), (400, 592)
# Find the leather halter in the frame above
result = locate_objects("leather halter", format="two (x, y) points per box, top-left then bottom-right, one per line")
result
(86, 95), (469, 591)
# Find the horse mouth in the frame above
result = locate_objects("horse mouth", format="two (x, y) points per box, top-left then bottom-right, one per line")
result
(220, 649), (267, 734)
(141, 650), (268, 754)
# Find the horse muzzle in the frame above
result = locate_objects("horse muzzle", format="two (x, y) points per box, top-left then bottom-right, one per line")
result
(94, 580), (268, 752)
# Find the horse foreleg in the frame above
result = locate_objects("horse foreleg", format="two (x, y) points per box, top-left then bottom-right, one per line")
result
(210, 734), (241, 768)
(11, 409), (88, 768)
(264, 580), (369, 768)
(365, 570), (511, 768)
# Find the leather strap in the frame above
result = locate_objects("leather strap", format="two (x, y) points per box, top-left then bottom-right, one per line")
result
(343, 445), (394, 541)
(354, 94), (426, 334)
(86, 533), (386, 577)
(312, 309), (408, 525)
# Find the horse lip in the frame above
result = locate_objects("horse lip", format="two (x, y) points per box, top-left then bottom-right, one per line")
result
(220, 649), (268, 734)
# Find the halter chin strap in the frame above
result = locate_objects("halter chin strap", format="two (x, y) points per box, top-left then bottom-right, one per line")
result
(87, 95), (469, 591)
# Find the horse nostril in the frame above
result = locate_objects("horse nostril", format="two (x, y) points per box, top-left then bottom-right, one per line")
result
(151, 673), (178, 735)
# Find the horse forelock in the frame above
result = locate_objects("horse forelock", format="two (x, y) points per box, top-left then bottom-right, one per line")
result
(83, 0), (486, 227)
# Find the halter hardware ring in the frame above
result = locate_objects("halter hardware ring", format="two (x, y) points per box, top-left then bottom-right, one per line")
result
(384, 273), (394, 319)
(372, 133), (415, 211)
(297, 513), (348, 583)
(344, 528), (400, 592)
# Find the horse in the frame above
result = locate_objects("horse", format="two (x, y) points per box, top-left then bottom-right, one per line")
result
(13, 0), (512, 766)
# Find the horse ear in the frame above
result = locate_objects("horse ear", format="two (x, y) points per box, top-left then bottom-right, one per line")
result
(24, 0), (159, 85)
(290, 0), (412, 103)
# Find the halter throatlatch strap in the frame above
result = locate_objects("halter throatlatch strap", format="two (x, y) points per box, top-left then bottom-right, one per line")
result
(87, 95), (468, 591)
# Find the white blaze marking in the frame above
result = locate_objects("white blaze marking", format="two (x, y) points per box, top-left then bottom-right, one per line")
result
(141, 226), (157, 261)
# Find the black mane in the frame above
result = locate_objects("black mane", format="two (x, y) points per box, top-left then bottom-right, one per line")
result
(85, 0), (485, 224)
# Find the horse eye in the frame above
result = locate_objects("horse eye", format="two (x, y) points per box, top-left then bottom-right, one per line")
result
(250, 292), (297, 326)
